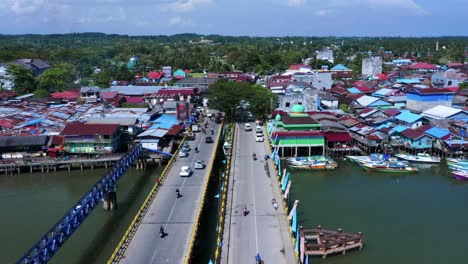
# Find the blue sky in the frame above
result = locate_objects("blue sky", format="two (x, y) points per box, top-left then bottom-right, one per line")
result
(0, 0), (467, 36)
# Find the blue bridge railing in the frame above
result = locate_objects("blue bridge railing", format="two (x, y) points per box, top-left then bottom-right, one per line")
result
(16, 144), (143, 264)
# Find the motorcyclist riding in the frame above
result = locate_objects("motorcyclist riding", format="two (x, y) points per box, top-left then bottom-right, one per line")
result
(160, 226), (164, 237)
(252, 153), (256, 160)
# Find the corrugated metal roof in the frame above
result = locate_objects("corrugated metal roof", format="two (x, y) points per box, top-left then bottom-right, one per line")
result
(347, 88), (362, 94)
(390, 125), (408, 134)
(372, 88), (395, 97)
(395, 111), (423, 123)
(425, 127), (451, 139)
(137, 128), (168, 138)
(421, 105), (462, 119)
(356, 95), (380, 107)
(86, 117), (137, 126)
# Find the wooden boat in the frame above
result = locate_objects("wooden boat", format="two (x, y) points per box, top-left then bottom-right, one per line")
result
(361, 160), (418, 173)
(287, 156), (337, 170)
(289, 161), (337, 170)
(395, 153), (441, 164)
(452, 170), (468, 180)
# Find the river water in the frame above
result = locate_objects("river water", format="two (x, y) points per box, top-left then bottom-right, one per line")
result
(3, 160), (468, 264)
(289, 160), (468, 264)
(0, 167), (161, 264)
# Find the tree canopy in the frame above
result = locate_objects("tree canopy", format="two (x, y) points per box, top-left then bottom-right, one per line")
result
(206, 80), (277, 121)
(6, 63), (36, 94)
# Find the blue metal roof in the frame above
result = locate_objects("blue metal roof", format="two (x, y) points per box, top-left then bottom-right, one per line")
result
(395, 111), (423, 123)
(330, 64), (350, 71)
(390, 125), (408, 134)
(425, 127), (450, 139)
(372, 88), (394, 97)
(347, 88), (362, 94)
(396, 78), (421, 84)
(369, 100), (391, 107)
(376, 123), (392, 130)
(150, 114), (178, 129)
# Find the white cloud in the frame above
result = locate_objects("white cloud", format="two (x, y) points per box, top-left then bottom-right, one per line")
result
(287, 0), (306, 7)
(327, 0), (428, 15)
(11, 0), (45, 15)
(169, 15), (192, 26)
(172, 0), (213, 12)
(314, 9), (332, 16)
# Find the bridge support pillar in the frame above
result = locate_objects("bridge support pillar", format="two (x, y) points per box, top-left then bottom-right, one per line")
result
(103, 190), (118, 210)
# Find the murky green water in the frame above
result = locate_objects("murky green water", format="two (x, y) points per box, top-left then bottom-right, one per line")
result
(289, 160), (468, 264)
(0, 167), (161, 264)
(3, 159), (468, 264)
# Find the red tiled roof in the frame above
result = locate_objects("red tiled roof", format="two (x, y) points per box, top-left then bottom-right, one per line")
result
(366, 134), (380, 140)
(375, 73), (388, 81)
(51, 91), (80, 100)
(408, 62), (438, 70)
(101, 92), (118, 99)
(347, 94), (364, 100)
(384, 108), (401, 117)
(50, 135), (64, 145)
(0, 90), (17, 99)
(61, 122), (120, 136)
(125, 97), (144, 103)
(147, 71), (163, 79)
(447, 62), (464, 67)
(325, 132), (353, 142)
(281, 114), (318, 125)
(330, 86), (349, 95)
(356, 86), (373, 93)
(156, 88), (196, 97)
(416, 124), (433, 132)
(0, 118), (14, 128)
(288, 64), (311, 70)
(358, 107), (376, 115)
(401, 128), (424, 139)
(166, 124), (183, 136)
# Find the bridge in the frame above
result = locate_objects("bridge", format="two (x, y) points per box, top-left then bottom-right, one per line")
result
(108, 122), (222, 264)
(16, 144), (144, 264)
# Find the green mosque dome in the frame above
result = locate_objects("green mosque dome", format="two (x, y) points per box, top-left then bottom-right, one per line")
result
(275, 113), (282, 121)
(291, 104), (305, 113)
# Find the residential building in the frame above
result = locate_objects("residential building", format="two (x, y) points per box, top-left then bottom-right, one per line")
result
(406, 88), (455, 112)
(408, 62), (439, 72)
(431, 69), (467, 87)
(277, 88), (318, 112)
(353, 95), (392, 109)
(421, 105), (468, 121)
(175, 77), (218, 92)
(292, 72), (333, 90)
(316, 50), (334, 64)
(80, 86), (101, 103)
(0, 63), (13, 89)
(15, 59), (50, 76)
(330, 64), (352, 79)
(394, 111), (424, 128)
(362, 56), (382, 77)
(60, 122), (121, 154)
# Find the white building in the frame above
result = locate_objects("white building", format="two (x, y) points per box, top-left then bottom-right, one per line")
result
(0, 63), (14, 90)
(362, 56), (382, 77)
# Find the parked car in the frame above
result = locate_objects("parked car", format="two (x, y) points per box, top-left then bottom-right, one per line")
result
(256, 135), (264, 142)
(194, 160), (205, 169)
(179, 150), (189, 157)
(205, 136), (214, 143)
(180, 166), (192, 177)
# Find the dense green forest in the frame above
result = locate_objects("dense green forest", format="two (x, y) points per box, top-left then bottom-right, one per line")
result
(0, 33), (467, 94)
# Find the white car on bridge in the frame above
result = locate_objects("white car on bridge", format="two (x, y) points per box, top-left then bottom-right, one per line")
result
(179, 166), (193, 177)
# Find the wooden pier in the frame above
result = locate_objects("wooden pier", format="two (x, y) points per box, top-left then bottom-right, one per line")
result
(300, 225), (363, 259)
(0, 151), (169, 174)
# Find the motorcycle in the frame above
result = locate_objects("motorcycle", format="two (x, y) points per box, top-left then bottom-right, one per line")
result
(272, 199), (278, 210)
(252, 153), (257, 160)
(160, 226), (164, 238)
(195, 147), (199, 153)
(243, 205), (248, 216)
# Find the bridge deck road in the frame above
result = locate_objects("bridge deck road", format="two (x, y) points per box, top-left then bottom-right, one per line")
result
(120, 122), (221, 264)
(220, 123), (296, 264)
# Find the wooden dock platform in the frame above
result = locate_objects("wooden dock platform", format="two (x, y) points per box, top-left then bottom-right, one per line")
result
(300, 225), (363, 259)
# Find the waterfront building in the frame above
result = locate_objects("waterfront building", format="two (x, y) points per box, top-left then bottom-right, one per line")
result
(269, 104), (324, 157)
(406, 88), (455, 113)
(393, 111), (424, 129)
(60, 123), (121, 154)
(421, 105), (468, 121)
